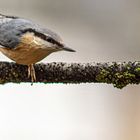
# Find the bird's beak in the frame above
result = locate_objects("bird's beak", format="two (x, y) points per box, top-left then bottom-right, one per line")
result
(62, 44), (76, 52)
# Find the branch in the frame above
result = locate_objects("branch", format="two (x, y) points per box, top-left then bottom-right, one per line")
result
(0, 61), (140, 89)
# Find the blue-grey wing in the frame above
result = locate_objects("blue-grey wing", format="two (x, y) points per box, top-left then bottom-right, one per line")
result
(0, 25), (20, 48)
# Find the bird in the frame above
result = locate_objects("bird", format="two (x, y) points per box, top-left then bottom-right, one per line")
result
(0, 14), (75, 83)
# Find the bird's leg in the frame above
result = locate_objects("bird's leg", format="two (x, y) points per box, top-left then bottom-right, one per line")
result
(28, 64), (36, 83)
(28, 65), (31, 78)
(31, 64), (36, 82)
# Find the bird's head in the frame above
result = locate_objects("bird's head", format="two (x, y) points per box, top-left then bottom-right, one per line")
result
(43, 30), (76, 52)
(20, 27), (76, 52)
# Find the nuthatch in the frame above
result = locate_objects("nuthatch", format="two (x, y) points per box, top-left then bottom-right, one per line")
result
(0, 14), (75, 82)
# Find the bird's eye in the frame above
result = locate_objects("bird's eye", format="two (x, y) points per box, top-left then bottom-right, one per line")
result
(46, 37), (55, 44)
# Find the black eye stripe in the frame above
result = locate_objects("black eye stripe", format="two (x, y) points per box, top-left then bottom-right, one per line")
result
(46, 37), (62, 46)
(21, 28), (46, 40)
(46, 37), (55, 44)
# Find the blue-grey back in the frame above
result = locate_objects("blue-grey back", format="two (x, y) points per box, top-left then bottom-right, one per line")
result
(0, 15), (62, 49)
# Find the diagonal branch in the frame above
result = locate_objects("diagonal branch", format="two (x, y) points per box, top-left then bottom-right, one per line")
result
(0, 61), (140, 89)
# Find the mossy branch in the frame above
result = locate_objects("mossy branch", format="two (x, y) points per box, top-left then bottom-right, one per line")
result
(0, 61), (140, 89)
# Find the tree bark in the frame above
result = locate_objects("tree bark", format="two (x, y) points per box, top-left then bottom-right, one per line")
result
(0, 61), (140, 89)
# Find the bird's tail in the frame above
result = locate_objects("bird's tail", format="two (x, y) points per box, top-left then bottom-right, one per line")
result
(63, 46), (76, 52)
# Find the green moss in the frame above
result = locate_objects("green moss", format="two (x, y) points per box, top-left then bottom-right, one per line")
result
(96, 67), (136, 89)
(96, 69), (111, 83)
(124, 71), (135, 78)
(135, 67), (140, 72)
(113, 71), (135, 89)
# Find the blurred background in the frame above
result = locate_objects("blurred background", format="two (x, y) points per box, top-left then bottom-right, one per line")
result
(0, 0), (139, 140)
